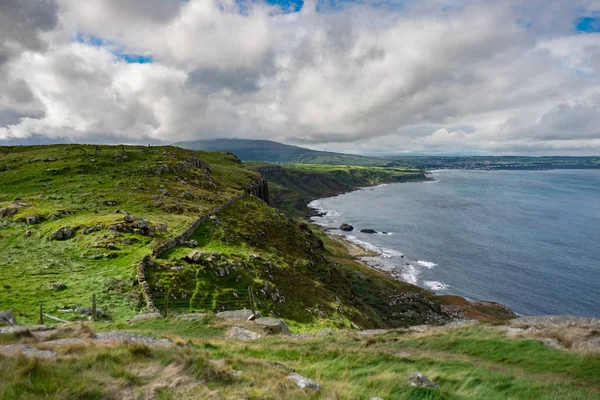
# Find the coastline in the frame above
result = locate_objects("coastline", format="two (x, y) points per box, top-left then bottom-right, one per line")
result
(309, 178), (518, 322)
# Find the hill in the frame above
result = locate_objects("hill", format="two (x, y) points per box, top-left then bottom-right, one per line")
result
(175, 139), (386, 165)
(0, 144), (471, 329)
(246, 163), (430, 217)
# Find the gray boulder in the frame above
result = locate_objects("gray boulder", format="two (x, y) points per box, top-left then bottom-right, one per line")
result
(0, 311), (17, 326)
(228, 326), (262, 340)
(255, 317), (292, 335)
(288, 372), (321, 390)
(0, 207), (17, 218)
(25, 214), (41, 225)
(360, 229), (377, 234)
(217, 309), (258, 320)
(186, 250), (203, 263)
(408, 372), (438, 388)
(129, 312), (162, 324)
(49, 227), (73, 241)
(339, 223), (354, 231)
(123, 214), (134, 223)
(157, 224), (168, 232)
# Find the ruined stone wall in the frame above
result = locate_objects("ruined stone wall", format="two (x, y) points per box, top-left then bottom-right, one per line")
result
(137, 177), (270, 311)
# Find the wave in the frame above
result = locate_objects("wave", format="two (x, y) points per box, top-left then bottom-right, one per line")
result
(400, 264), (419, 285)
(417, 260), (438, 268)
(423, 281), (448, 291)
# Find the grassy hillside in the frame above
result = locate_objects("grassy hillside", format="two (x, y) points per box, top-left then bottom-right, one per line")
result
(247, 163), (429, 217)
(176, 139), (386, 166)
(1, 320), (599, 399)
(0, 145), (259, 324)
(0, 144), (450, 328)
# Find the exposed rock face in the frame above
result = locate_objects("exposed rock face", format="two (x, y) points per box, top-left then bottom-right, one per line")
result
(129, 312), (162, 324)
(255, 317), (292, 335)
(48, 227), (73, 240)
(360, 229), (377, 234)
(408, 372), (438, 388)
(25, 214), (41, 225)
(339, 223), (354, 231)
(228, 326), (262, 340)
(288, 372), (322, 390)
(0, 311), (17, 326)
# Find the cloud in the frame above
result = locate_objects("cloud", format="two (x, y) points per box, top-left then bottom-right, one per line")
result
(1, 0), (600, 154)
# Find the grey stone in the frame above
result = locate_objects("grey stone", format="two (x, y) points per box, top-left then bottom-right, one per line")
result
(228, 326), (262, 340)
(24, 230), (32, 237)
(95, 331), (173, 346)
(48, 226), (73, 241)
(51, 282), (67, 290)
(0, 325), (56, 334)
(0, 345), (57, 359)
(287, 372), (322, 390)
(217, 309), (257, 320)
(0, 311), (17, 326)
(157, 224), (168, 232)
(339, 223), (354, 231)
(176, 313), (206, 320)
(186, 250), (203, 263)
(123, 214), (134, 223)
(0, 207), (17, 218)
(25, 214), (41, 225)
(408, 372), (438, 388)
(129, 312), (162, 324)
(255, 317), (291, 335)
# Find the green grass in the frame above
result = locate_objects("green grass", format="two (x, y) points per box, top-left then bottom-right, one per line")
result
(1, 322), (598, 399)
(0, 144), (259, 324)
(145, 195), (446, 330)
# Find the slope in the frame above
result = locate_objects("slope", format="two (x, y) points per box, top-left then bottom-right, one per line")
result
(175, 138), (386, 165)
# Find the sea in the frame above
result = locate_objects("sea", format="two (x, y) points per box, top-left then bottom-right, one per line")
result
(309, 169), (600, 318)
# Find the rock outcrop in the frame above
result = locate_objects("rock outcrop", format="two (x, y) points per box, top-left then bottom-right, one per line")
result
(0, 311), (17, 326)
(288, 372), (321, 390)
(339, 223), (354, 231)
(255, 317), (292, 335)
(408, 372), (438, 388)
(48, 227), (73, 241)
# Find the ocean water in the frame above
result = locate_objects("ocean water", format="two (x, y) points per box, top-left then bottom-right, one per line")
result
(310, 169), (600, 318)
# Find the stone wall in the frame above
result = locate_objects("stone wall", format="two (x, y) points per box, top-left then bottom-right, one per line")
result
(137, 177), (270, 311)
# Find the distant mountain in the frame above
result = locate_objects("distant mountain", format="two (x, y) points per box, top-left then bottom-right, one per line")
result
(175, 138), (386, 165)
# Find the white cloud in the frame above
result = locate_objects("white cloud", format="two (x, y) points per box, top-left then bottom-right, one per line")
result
(1, 0), (600, 154)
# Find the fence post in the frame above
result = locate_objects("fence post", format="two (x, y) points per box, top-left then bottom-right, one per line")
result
(92, 293), (97, 322)
(248, 286), (256, 317)
(164, 288), (169, 318)
(39, 303), (44, 325)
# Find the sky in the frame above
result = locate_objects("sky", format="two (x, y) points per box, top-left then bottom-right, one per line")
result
(0, 0), (600, 155)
